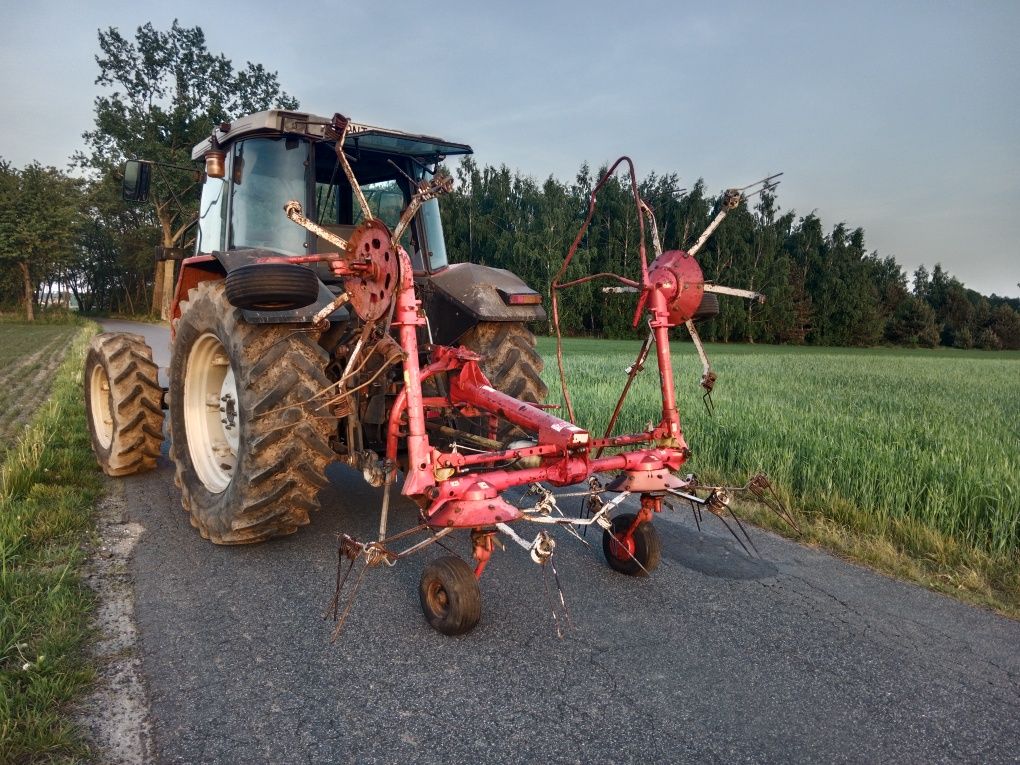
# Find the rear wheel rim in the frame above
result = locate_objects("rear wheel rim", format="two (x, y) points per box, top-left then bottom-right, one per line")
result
(89, 364), (113, 449)
(184, 333), (238, 493)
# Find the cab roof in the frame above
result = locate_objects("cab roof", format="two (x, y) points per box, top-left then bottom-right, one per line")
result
(191, 109), (473, 162)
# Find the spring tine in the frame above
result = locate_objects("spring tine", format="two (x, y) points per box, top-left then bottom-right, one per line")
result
(580, 498), (591, 539)
(714, 511), (753, 557)
(727, 507), (760, 558)
(330, 560), (370, 643)
(767, 488), (801, 533)
(703, 388), (715, 416)
(550, 553), (573, 631)
(324, 548), (356, 621)
(542, 561), (565, 639)
(690, 499), (702, 532)
(563, 521), (592, 548)
(753, 487), (800, 533)
(433, 536), (468, 562)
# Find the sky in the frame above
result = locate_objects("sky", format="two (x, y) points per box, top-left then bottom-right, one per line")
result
(1, 0), (1017, 297)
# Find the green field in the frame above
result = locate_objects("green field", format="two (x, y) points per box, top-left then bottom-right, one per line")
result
(0, 323), (81, 458)
(538, 337), (1020, 561)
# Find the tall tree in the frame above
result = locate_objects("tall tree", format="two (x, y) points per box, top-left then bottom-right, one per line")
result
(0, 160), (82, 321)
(78, 21), (298, 318)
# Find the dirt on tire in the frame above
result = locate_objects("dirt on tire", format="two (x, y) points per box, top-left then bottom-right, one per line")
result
(84, 333), (165, 477)
(169, 280), (337, 544)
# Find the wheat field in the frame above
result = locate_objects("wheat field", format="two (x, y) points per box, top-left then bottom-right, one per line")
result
(538, 336), (1020, 556)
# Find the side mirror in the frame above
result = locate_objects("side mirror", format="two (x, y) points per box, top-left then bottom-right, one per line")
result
(122, 160), (151, 203)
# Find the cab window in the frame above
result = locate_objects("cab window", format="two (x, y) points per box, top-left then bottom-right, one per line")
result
(229, 137), (308, 255)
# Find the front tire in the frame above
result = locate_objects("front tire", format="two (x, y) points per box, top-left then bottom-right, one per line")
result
(84, 333), (164, 477)
(169, 280), (337, 544)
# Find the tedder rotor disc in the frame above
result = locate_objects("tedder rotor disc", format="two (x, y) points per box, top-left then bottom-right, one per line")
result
(345, 219), (399, 322)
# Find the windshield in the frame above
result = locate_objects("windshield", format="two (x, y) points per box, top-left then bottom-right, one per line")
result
(229, 137), (307, 255)
(313, 143), (448, 271)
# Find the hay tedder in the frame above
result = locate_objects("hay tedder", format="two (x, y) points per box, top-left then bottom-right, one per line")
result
(85, 109), (792, 636)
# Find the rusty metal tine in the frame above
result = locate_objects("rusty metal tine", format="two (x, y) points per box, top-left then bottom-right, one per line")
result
(323, 549), (355, 622)
(542, 560), (563, 639)
(766, 484), (801, 532)
(550, 554), (573, 631)
(330, 560), (370, 643)
(714, 511), (753, 557)
(595, 331), (654, 457)
(728, 507), (761, 558)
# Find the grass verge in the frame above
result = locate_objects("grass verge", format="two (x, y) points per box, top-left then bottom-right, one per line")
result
(0, 322), (102, 763)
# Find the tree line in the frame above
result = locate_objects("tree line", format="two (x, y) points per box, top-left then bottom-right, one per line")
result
(1, 20), (1018, 351)
(439, 159), (1020, 349)
(1, 21), (295, 319)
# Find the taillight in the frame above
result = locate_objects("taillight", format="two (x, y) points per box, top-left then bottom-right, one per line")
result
(499, 291), (542, 306)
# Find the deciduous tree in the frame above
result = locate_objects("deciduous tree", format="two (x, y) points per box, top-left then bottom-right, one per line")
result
(0, 160), (82, 320)
(78, 21), (297, 318)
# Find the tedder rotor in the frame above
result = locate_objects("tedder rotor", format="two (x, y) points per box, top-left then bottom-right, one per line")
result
(85, 109), (796, 637)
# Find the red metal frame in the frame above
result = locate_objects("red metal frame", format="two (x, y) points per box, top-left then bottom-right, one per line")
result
(373, 160), (706, 542)
(174, 157), (716, 570)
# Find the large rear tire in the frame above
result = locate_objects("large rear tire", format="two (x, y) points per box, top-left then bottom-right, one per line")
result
(457, 322), (547, 441)
(84, 333), (164, 476)
(169, 280), (337, 544)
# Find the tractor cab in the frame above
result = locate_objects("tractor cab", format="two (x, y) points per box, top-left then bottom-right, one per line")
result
(189, 110), (473, 275)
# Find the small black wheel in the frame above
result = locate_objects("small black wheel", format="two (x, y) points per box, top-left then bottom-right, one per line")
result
(692, 291), (719, 320)
(419, 556), (482, 635)
(224, 263), (319, 310)
(602, 513), (662, 576)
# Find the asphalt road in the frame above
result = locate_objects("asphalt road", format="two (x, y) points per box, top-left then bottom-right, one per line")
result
(98, 321), (1020, 764)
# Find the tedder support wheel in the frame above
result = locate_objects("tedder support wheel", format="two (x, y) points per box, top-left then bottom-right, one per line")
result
(169, 279), (337, 544)
(602, 513), (662, 576)
(458, 321), (548, 441)
(419, 556), (482, 635)
(84, 333), (164, 476)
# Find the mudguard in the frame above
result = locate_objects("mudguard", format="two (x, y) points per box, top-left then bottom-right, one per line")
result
(422, 263), (546, 345)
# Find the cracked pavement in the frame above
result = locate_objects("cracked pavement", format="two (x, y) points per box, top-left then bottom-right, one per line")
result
(99, 321), (1020, 764)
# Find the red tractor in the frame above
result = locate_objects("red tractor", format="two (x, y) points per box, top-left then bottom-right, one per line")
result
(85, 109), (787, 636)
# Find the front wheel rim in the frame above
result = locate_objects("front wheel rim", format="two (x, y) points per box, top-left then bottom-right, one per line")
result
(184, 333), (239, 493)
(89, 363), (113, 449)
